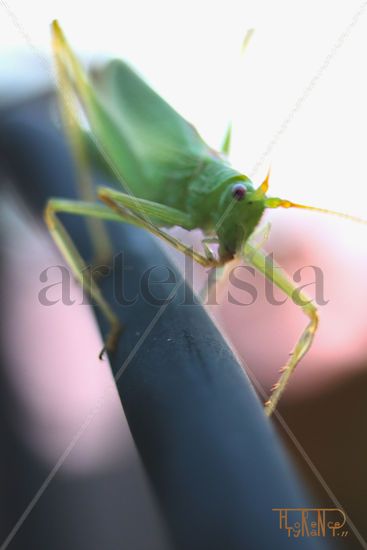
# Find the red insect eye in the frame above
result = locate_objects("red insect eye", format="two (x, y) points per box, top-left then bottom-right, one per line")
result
(231, 183), (247, 201)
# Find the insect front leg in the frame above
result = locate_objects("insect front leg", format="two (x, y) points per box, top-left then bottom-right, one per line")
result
(243, 242), (319, 417)
(199, 238), (239, 303)
(247, 223), (272, 258)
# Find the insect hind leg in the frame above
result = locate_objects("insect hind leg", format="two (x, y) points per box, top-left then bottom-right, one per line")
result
(45, 199), (123, 359)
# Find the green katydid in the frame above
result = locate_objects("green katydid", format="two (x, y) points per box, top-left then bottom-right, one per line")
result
(46, 20), (366, 416)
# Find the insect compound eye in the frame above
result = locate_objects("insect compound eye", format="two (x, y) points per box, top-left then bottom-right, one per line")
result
(231, 182), (247, 201)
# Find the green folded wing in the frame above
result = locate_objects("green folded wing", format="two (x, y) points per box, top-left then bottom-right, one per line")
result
(52, 21), (214, 204)
(91, 60), (213, 201)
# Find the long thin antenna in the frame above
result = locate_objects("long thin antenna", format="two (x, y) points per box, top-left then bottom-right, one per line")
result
(265, 197), (367, 225)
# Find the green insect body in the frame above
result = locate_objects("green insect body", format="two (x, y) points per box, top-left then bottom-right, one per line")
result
(71, 54), (266, 260)
(48, 21), (364, 415)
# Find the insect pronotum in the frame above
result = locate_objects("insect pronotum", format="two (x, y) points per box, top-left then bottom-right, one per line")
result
(45, 20), (367, 416)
